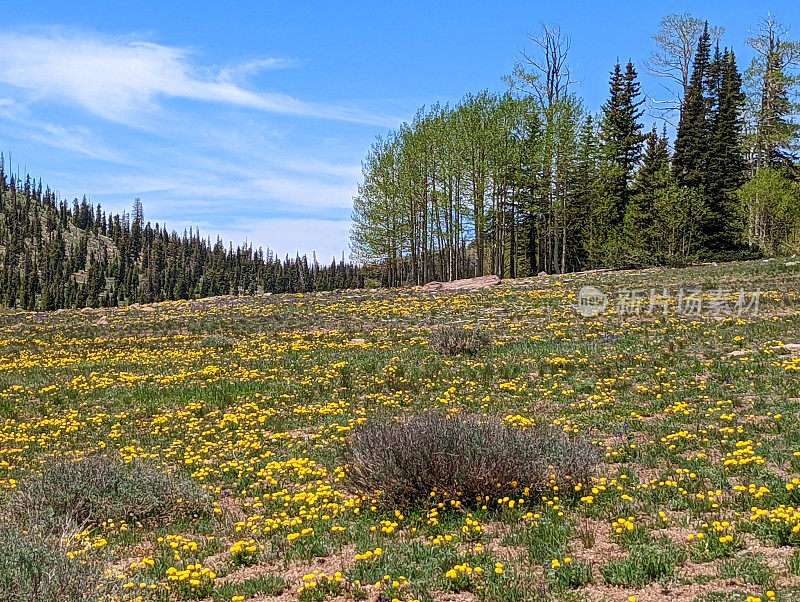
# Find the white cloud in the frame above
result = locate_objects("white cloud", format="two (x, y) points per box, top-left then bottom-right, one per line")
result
(218, 57), (300, 83)
(0, 27), (392, 259)
(191, 217), (352, 262)
(0, 29), (396, 127)
(251, 176), (357, 209)
(27, 122), (127, 161)
(74, 158), (358, 212)
(0, 97), (126, 161)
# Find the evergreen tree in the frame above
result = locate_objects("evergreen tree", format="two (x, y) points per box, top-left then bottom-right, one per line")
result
(622, 127), (670, 265)
(0, 162), (362, 310)
(745, 17), (800, 172)
(590, 61), (644, 266)
(673, 22), (712, 189)
(707, 49), (747, 250)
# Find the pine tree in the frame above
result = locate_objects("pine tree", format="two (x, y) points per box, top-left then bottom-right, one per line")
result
(622, 127), (670, 265)
(652, 177), (707, 266)
(591, 61), (645, 266)
(671, 23), (747, 253)
(745, 17), (800, 172)
(674, 22), (712, 189)
(707, 49), (746, 250)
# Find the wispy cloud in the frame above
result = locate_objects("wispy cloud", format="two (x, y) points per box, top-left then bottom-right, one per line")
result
(218, 57), (300, 83)
(0, 26), (397, 260)
(187, 217), (352, 261)
(26, 122), (127, 162)
(0, 97), (126, 161)
(0, 29), (396, 127)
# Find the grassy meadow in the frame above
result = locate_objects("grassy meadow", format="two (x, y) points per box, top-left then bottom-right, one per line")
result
(2, 259), (800, 602)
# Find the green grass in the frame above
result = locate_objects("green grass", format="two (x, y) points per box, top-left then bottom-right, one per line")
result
(1, 258), (800, 601)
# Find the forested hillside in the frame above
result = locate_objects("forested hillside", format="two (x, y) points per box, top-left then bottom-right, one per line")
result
(351, 15), (800, 285)
(0, 165), (364, 310)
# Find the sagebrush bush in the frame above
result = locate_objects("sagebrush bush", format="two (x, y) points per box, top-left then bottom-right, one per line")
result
(11, 454), (211, 530)
(428, 325), (490, 356)
(0, 521), (112, 602)
(341, 412), (596, 506)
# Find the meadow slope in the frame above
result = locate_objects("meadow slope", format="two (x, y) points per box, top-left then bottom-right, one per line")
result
(2, 260), (800, 602)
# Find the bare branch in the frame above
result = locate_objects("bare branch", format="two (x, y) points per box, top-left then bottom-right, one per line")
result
(644, 13), (724, 118)
(507, 22), (574, 110)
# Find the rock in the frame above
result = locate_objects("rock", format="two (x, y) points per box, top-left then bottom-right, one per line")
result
(421, 275), (501, 293)
(94, 316), (109, 326)
(139, 305), (156, 312)
(538, 271), (548, 277)
(349, 338), (366, 345)
(786, 261), (798, 267)
(784, 343), (800, 355)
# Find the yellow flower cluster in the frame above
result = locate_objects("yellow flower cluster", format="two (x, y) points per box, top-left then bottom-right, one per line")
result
(165, 563), (216, 594)
(299, 570), (342, 593)
(749, 504), (800, 540)
(354, 547), (383, 561)
(230, 539), (259, 565)
(446, 562), (484, 579)
(612, 516), (636, 534)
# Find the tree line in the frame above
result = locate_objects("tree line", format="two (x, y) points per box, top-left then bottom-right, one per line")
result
(351, 15), (800, 285)
(0, 170), (364, 311)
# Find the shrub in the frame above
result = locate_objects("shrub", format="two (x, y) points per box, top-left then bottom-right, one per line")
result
(0, 521), (113, 602)
(11, 453), (211, 530)
(428, 325), (491, 356)
(341, 412), (597, 506)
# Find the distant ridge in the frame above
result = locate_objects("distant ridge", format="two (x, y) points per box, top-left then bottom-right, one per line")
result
(0, 159), (365, 310)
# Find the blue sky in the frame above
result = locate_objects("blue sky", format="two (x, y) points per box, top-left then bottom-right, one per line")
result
(1, 1), (796, 261)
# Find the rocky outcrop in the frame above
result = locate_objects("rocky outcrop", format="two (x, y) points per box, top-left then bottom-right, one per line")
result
(421, 275), (501, 293)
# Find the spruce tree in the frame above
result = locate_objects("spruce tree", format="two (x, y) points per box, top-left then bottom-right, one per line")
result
(622, 127), (671, 265)
(707, 49), (746, 250)
(744, 18), (800, 173)
(673, 22), (712, 189)
(591, 61), (644, 266)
